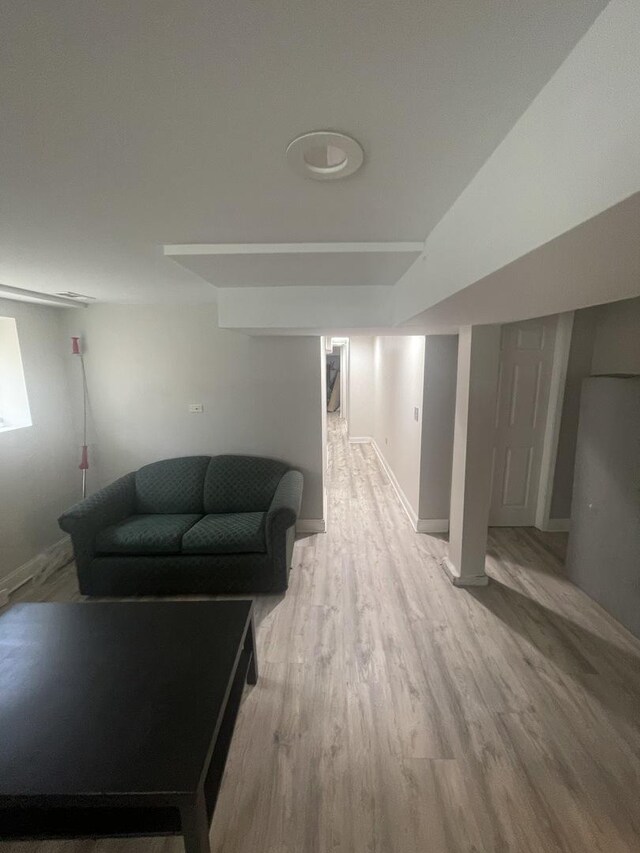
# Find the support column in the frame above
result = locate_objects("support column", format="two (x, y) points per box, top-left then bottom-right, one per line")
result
(442, 325), (501, 586)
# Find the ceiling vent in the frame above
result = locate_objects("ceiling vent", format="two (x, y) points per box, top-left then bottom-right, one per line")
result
(286, 131), (364, 181)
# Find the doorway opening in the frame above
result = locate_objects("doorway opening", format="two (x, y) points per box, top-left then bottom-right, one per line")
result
(326, 349), (340, 414)
(320, 337), (350, 528)
(325, 337), (349, 419)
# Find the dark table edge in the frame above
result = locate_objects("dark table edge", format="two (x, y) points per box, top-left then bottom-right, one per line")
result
(0, 600), (258, 845)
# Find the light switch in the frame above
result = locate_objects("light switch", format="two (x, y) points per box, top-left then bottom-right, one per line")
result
(189, 403), (204, 413)
(414, 406), (420, 421)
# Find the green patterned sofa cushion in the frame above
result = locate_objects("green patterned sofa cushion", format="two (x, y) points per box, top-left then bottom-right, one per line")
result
(203, 456), (289, 514)
(135, 457), (210, 514)
(182, 512), (267, 554)
(96, 514), (201, 554)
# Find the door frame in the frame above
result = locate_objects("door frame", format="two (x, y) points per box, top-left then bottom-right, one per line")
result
(319, 335), (350, 532)
(326, 336), (349, 423)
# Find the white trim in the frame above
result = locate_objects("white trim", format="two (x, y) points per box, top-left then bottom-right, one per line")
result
(163, 242), (424, 256)
(0, 536), (73, 597)
(0, 285), (86, 309)
(350, 439), (448, 533)
(540, 518), (571, 532)
(296, 518), (326, 534)
(416, 519), (449, 534)
(535, 311), (575, 530)
(372, 440), (420, 531)
(440, 557), (489, 587)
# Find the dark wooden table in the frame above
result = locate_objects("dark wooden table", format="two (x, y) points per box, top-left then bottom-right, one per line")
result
(0, 600), (258, 853)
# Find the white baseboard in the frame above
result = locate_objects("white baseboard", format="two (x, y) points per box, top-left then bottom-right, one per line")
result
(370, 441), (449, 535)
(416, 518), (449, 534)
(371, 440), (421, 531)
(440, 557), (489, 587)
(540, 518), (571, 532)
(349, 436), (373, 444)
(0, 536), (73, 597)
(296, 518), (326, 534)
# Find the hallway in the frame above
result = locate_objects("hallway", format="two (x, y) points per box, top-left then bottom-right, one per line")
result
(6, 415), (640, 852)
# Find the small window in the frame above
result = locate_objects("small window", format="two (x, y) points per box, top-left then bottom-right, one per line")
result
(0, 317), (32, 432)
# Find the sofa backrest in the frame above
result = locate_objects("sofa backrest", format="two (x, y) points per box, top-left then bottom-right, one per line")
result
(135, 456), (210, 514)
(204, 455), (289, 514)
(134, 454), (290, 515)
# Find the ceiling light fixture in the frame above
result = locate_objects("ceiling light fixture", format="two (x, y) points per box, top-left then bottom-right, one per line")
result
(286, 131), (364, 181)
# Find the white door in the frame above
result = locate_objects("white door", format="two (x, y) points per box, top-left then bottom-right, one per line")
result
(489, 317), (557, 526)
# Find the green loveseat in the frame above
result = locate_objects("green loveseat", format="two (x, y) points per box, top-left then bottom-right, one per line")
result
(58, 455), (303, 596)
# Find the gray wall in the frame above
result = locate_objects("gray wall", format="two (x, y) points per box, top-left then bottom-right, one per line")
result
(348, 336), (425, 516)
(348, 334), (458, 524)
(371, 336), (425, 516)
(550, 294), (640, 520)
(418, 336), (458, 521)
(0, 299), (78, 582)
(591, 295), (640, 375)
(565, 377), (640, 638)
(347, 337), (374, 439)
(65, 304), (325, 520)
(549, 307), (599, 519)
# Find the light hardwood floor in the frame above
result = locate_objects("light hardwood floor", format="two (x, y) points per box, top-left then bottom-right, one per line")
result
(4, 415), (640, 852)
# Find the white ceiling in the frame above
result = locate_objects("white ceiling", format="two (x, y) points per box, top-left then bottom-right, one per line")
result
(165, 249), (421, 288)
(401, 190), (640, 333)
(0, 0), (608, 303)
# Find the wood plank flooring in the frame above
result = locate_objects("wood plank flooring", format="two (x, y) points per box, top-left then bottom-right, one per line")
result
(3, 414), (640, 852)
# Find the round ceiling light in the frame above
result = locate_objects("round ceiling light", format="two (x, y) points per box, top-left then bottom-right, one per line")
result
(286, 131), (364, 181)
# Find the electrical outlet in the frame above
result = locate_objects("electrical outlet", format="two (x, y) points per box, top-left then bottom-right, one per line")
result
(188, 403), (204, 414)
(414, 406), (420, 421)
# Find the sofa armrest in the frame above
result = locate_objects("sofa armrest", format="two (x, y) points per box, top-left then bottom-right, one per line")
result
(266, 469), (303, 588)
(58, 473), (136, 594)
(266, 470), (303, 537)
(58, 472), (136, 535)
